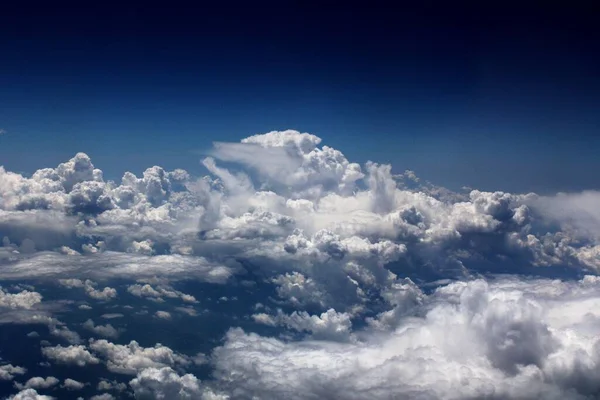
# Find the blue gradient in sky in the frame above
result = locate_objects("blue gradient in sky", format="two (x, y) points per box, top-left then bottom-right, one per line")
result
(0, 3), (598, 194)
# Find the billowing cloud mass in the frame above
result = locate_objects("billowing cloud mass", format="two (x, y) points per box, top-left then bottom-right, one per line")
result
(1, 130), (600, 399)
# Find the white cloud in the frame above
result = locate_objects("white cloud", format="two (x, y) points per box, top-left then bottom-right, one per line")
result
(154, 311), (172, 320)
(41, 345), (100, 367)
(62, 378), (86, 390)
(96, 379), (127, 392)
(89, 394), (116, 400)
(212, 276), (600, 399)
(14, 376), (59, 390)
(58, 279), (117, 301)
(0, 288), (42, 309)
(82, 319), (120, 338)
(254, 308), (352, 341)
(4, 129), (600, 399)
(6, 388), (55, 400)
(129, 367), (228, 400)
(0, 364), (27, 381)
(88, 339), (191, 375)
(127, 282), (197, 304)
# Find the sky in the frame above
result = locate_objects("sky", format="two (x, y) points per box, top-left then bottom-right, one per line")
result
(3, 4), (600, 400)
(1, 3), (599, 194)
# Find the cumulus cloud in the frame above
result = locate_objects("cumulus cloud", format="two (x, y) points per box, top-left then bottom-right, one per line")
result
(41, 345), (100, 367)
(0, 287), (42, 309)
(253, 308), (352, 341)
(127, 282), (197, 303)
(129, 367), (227, 400)
(96, 379), (127, 393)
(3, 129), (600, 399)
(82, 319), (120, 338)
(14, 376), (59, 390)
(6, 388), (55, 400)
(0, 364), (26, 381)
(61, 378), (86, 390)
(58, 279), (117, 301)
(154, 311), (172, 320)
(212, 276), (600, 399)
(89, 394), (116, 400)
(88, 339), (191, 375)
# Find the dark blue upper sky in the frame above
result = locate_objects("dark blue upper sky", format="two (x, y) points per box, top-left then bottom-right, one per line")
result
(1, 2), (598, 194)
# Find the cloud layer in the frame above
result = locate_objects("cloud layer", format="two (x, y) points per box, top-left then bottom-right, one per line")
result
(1, 130), (600, 399)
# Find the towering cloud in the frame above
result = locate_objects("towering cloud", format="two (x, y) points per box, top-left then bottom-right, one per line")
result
(1, 130), (599, 399)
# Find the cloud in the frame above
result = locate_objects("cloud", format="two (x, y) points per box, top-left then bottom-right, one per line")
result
(14, 376), (59, 390)
(129, 367), (227, 400)
(61, 378), (86, 390)
(88, 339), (191, 375)
(212, 276), (600, 399)
(0, 364), (27, 381)
(96, 379), (127, 393)
(154, 311), (172, 320)
(82, 319), (120, 339)
(6, 388), (55, 400)
(58, 279), (117, 301)
(3, 129), (600, 399)
(89, 394), (116, 400)
(41, 345), (100, 367)
(0, 287), (42, 309)
(127, 282), (197, 304)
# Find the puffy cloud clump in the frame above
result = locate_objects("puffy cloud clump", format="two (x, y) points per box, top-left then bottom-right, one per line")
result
(14, 376), (59, 390)
(211, 276), (600, 400)
(58, 279), (117, 301)
(0, 288), (42, 309)
(129, 367), (228, 400)
(6, 388), (55, 400)
(41, 345), (100, 367)
(0, 364), (26, 381)
(61, 378), (86, 390)
(1, 130), (599, 294)
(88, 339), (192, 375)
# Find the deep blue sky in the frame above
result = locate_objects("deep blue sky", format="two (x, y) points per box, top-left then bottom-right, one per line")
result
(0, 2), (598, 194)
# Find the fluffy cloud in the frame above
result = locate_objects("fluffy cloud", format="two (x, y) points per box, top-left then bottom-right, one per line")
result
(57, 279), (117, 301)
(61, 378), (86, 390)
(212, 276), (600, 399)
(6, 388), (55, 400)
(0, 364), (26, 381)
(14, 376), (59, 390)
(41, 345), (100, 367)
(82, 319), (120, 339)
(88, 339), (191, 375)
(89, 394), (116, 400)
(2, 130), (600, 399)
(127, 282), (197, 304)
(129, 367), (228, 400)
(253, 308), (352, 341)
(0, 288), (42, 309)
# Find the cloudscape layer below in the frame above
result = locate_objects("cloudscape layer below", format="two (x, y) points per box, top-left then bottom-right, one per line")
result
(1, 130), (600, 399)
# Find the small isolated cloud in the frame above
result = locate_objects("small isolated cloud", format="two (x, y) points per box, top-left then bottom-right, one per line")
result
(0, 364), (26, 381)
(154, 310), (172, 320)
(14, 376), (59, 390)
(62, 378), (86, 390)
(82, 319), (120, 338)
